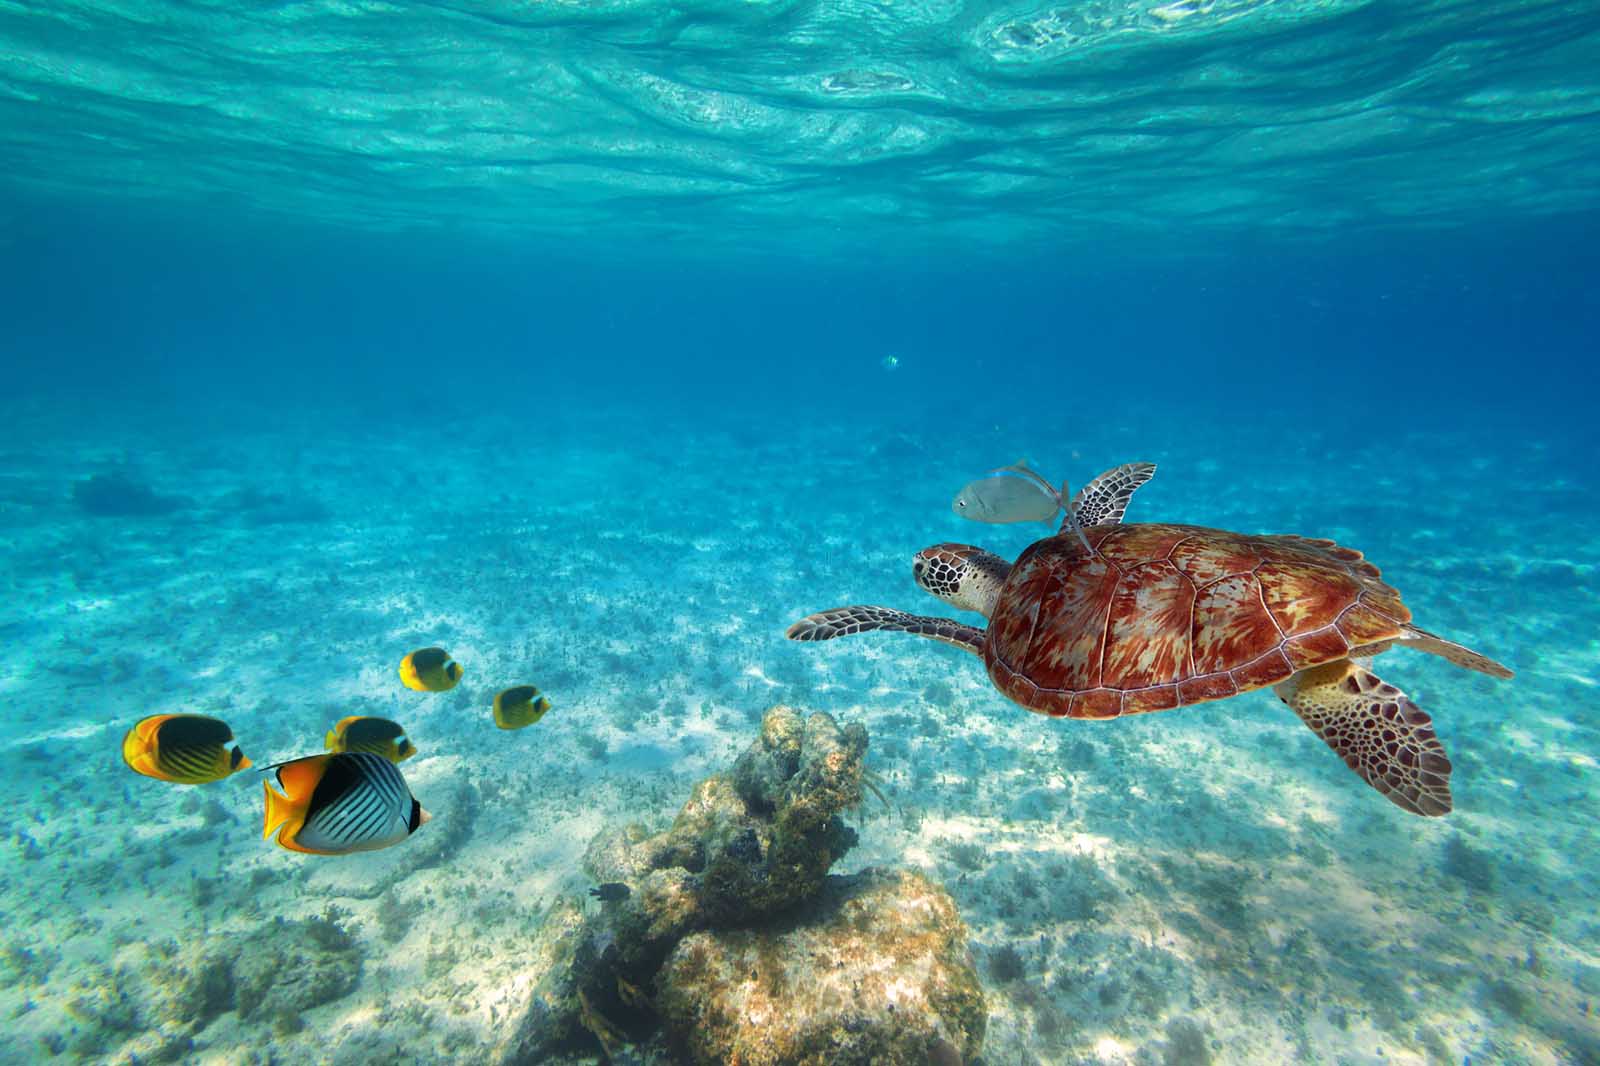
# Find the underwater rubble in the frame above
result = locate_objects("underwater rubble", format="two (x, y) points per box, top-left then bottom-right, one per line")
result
(51, 911), (364, 1063)
(498, 704), (986, 1066)
(658, 867), (985, 1066)
(71, 471), (185, 516)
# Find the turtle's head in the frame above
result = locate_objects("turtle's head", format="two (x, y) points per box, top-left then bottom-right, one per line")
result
(913, 543), (1010, 620)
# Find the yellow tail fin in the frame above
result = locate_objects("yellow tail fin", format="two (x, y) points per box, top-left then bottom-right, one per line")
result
(262, 781), (293, 841)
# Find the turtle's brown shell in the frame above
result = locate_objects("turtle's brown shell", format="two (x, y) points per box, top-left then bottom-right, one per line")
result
(985, 523), (1411, 718)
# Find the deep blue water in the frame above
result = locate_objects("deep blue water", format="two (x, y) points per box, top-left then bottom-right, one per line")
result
(3, 0), (1599, 1062)
(7, 206), (1600, 433)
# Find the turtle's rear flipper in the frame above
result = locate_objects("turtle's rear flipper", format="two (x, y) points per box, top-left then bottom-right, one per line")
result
(786, 606), (984, 656)
(1400, 625), (1513, 679)
(1275, 659), (1452, 817)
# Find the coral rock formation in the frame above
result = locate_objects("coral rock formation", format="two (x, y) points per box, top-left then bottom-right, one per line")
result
(581, 705), (867, 979)
(498, 705), (986, 1066)
(658, 867), (986, 1066)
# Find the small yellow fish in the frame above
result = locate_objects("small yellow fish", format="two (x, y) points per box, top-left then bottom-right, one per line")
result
(399, 647), (462, 692)
(263, 752), (429, 855)
(324, 716), (417, 763)
(492, 685), (551, 730)
(122, 714), (252, 784)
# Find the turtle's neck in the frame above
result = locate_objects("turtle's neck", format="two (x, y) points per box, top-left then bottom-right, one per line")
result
(964, 550), (1011, 619)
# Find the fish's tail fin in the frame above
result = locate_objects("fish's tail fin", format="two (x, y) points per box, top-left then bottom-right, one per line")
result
(262, 781), (293, 841)
(1044, 478), (1070, 523)
(1059, 487), (1095, 554)
(1044, 476), (1097, 553)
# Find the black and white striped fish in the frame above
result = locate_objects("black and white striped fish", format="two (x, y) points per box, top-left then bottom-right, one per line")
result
(263, 751), (429, 855)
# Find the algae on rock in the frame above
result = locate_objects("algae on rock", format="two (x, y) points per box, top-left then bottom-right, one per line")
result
(498, 705), (987, 1066)
(151, 913), (363, 1037)
(658, 867), (986, 1066)
(231, 914), (362, 1024)
(583, 704), (868, 978)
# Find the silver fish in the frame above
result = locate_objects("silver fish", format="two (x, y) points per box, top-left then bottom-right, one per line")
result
(953, 460), (1095, 554)
(951, 461), (1062, 524)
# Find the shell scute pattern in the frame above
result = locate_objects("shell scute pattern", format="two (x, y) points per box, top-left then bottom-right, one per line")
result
(1179, 672), (1238, 705)
(1192, 573), (1278, 675)
(988, 543), (1118, 695)
(985, 523), (1413, 719)
(1347, 607), (1404, 645)
(1232, 648), (1297, 690)
(1259, 560), (1361, 634)
(1168, 529), (1261, 585)
(1283, 626), (1355, 669)
(1102, 560), (1191, 690)
(1094, 523), (1193, 569)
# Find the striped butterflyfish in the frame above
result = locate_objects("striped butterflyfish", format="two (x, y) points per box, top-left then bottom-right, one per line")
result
(324, 716), (417, 763)
(122, 714), (251, 784)
(262, 752), (429, 855)
(492, 686), (551, 730)
(399, 647), (462, 692)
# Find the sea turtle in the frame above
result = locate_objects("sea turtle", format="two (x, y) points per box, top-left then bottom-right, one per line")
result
(787, 463), (1512, 816)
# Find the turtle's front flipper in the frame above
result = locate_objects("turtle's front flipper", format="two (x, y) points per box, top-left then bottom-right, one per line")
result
(786, 606), (985, 656)
(1400, 625), (1513, 679)
(1068, 462), (1157, 529)
(1274, 659), (1452, 816)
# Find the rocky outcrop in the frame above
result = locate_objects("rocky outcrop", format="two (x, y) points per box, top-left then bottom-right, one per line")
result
(658, 867), (985, 1066)
(497, 705), (985, 1066)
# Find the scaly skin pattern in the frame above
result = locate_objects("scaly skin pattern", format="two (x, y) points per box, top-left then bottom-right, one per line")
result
(914, 543), (1010, 618)
(985, 523), (1411, 719)
(1275, 659), (1452, 816)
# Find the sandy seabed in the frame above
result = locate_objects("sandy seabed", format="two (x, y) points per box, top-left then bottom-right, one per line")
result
(0, 400), (1594, 1065)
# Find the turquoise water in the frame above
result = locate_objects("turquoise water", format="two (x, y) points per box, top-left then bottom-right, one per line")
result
(2, 0), (1599, 1063)
(4, 0), (1599, 247)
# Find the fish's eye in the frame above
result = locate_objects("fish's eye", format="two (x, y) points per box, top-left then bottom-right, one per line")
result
(956, 500), (966, 508)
